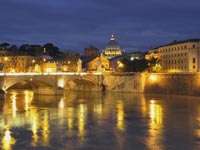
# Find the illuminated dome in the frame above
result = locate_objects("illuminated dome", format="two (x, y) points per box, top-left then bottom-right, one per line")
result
(103, 34), (123, 59)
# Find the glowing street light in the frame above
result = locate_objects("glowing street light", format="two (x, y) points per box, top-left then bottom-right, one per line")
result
(32, 59), (36, 63)
(4, 57), (8, 61)
(149, 74), (158, 83)
(117, 61), (124, 68)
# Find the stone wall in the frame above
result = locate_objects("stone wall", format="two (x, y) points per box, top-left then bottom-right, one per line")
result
(144, 73), (200, 96)
(103, 73), (143, 92)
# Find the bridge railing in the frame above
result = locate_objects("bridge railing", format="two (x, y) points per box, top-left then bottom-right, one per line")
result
(0, 72), (103, 76)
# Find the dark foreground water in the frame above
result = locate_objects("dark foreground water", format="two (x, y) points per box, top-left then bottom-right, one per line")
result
(1, 91), (200, 150)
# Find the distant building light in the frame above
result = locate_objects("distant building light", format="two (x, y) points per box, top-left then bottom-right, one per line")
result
(130, 57), (134, 61)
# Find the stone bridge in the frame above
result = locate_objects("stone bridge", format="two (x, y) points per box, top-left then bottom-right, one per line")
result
(0, 73), (144, 95)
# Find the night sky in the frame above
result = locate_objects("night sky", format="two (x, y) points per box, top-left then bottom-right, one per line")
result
(0, 0), (200, 51)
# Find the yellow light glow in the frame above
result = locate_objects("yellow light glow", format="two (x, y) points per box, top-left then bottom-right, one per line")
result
(4, 57), (9, 61)
(149, 74), (158, 83)
(152, 64), (162, 72)
(116, 101), (125, 131)
(149, 100), (163, 126)
(32, 59), (36, 63)
(0, 72), (103, 76)
(10, 69), (15, 73)
(66, 107), (74, 130)
(42, 111), (49, 146)
(141, 96), (147, 117)
(45, 68), (54, 73)
(11, 92), (17, 118)
(147, 100), (163, 150)
(2, 128), (15, 150)
(168, 69), (181, 73)
(58, 98), (65, 109)
(57, 78), (65, 88)
(117, 61), (124, 68)
(93, 103), (103, 117)
(63, 66), (68, 72)
(78, 104), (87, 141)
(24, 91), (33, 112)
(31, 109), (39, 146)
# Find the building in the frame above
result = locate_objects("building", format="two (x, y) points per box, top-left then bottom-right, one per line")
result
(56, 57), (82, 72)
(86, 55), (110, 72)
(103, 34), (124, 59)
(151, 39), (200, 72)
(40, 62), (57, 73)
(0, 55), (36, 72)
(83, 46), (99, 58)
(145, 49), (160, 61)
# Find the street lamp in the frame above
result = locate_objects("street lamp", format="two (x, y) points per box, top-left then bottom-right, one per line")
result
(32, 59), (36, 63)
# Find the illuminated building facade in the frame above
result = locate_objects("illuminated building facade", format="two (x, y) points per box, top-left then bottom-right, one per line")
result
(56, 57), (82, 72)
(145, 49), (160, 61)
(103, 34), (124, 59)
(40, 62), (57, 73)
(0, 55), (36, 72)
(152, 39), (200, 72)
(86, 55), (110, 72)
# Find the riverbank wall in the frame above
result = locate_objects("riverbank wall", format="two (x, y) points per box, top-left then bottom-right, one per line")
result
(143, 73), (200, 96)
(104, 73), (200, 96)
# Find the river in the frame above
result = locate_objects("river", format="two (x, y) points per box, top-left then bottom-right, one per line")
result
(0, 90), (200, 150)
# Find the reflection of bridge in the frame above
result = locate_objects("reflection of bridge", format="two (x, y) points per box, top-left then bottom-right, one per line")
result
(0, 72), (143, 94)
(0, 72), (104, 94)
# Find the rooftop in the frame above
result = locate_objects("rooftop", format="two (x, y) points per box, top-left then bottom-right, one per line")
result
(150, 39), (200, 50)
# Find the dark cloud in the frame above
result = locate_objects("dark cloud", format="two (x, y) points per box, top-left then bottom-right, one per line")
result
(0, 0), (200, 51)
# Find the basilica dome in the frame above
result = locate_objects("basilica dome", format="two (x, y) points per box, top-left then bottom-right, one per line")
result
(103, 34), (123, 59)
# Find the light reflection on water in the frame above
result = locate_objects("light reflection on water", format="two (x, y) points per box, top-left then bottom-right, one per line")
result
(0, 91), (200, 149)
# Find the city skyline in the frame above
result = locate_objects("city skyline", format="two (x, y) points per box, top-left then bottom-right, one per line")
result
(0, 0), (200, 51)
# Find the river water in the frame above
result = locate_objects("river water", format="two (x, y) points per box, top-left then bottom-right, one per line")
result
(0, 91), (200, 150)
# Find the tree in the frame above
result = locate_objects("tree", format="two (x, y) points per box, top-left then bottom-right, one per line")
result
(43, 43), (62, 58)
(120, 58), (148, 72)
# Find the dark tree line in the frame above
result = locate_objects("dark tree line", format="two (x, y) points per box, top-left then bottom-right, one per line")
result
(120, 58), (149, 72)
(0, 42), (66, 58)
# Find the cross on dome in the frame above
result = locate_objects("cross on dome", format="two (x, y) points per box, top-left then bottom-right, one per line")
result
(110, 34), (116, 41)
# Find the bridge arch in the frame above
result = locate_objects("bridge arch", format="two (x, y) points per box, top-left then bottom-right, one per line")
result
(65, 78), (101, 91)
(6, 80), (53, 91)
